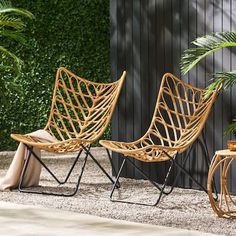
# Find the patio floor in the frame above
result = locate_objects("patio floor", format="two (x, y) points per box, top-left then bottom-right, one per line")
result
(0, 148), (235, 236)
(0, 201), (219, 236)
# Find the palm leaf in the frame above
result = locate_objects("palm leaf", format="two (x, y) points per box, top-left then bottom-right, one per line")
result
(181, 32), (236, 74)
(0, 45), (23, 76)
(0, 0), (34, 78)
(204, 71), (236, 97)
(0, 15), (24, 29)
(0, 0), (34, 19)
(0, 29), (27, 44)
(225, 122), (236, 136)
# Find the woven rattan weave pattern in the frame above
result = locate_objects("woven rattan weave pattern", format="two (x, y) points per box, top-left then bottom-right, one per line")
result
(100, 73), (220, 162)
(11, 67), (126, 153)
(208, 150), (236, 219)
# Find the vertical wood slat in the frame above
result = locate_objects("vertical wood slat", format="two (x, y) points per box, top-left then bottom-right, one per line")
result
(196, 0), (205, 188)
(222, 0), (232, 193)
(204, 0), (215, 190)
(212, 0), (224, 192)
(115, 0), (126, 176)
(111, 0), (236, 193)
(132, 0), (142, 178)
(178, 0), (189, 187)
(134, 0), (148, 179)
(110, 0), (119, 175)
(153, 0), (166, 184)
(185, 0), (198, 189)
(124, 0), (134, 177)
(230, 0), (236, 193)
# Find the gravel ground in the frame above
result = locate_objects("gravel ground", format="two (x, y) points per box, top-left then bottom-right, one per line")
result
(0, 148), (235, 236)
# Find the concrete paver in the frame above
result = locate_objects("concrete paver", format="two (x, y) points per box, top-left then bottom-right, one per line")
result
(0, 201), (220, 236)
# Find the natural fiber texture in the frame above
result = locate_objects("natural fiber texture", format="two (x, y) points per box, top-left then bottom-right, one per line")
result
(208, 149), (236, 219)
(100, 73), (220, 162)
(11, 67), (126, 153)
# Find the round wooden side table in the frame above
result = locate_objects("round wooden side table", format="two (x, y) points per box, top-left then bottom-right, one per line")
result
(207, 149), (236, 219)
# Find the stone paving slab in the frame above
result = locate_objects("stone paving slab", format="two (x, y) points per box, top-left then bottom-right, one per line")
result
(0, 201), (220, 236)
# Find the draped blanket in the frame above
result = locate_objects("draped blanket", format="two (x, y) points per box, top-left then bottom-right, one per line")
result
(0, 130), (57, 191)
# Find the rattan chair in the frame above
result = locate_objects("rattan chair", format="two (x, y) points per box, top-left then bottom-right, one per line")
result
(100, 73), (221, 206)
(11, 67), (126, 196)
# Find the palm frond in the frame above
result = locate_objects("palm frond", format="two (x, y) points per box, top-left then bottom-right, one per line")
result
(0, 45), (23, 76)
(0, 29), (27, 44)
(225, 122), (236, 136)
(181, 32), (236, 74)
(0, 1), (34, 19)
(0, 0), (34, 79)
(215, 71), (236, 89)
(204, 71), (236, 97)
(0, 15), (24, 29)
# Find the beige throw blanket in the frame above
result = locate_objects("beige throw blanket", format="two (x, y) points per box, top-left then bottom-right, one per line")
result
(0, 129), (57, 191)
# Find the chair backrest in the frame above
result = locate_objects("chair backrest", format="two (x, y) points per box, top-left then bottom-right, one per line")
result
(45, 67), (126, 142)
(142, 73), (220, 153)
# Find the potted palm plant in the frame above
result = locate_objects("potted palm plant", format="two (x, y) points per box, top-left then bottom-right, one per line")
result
(181, 32), (236, 135)
(0, 0), (33, 101)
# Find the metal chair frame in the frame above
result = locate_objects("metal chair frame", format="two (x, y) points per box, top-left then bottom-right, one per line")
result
(109, 134), (214, 206)
(19, 144), (118, 197)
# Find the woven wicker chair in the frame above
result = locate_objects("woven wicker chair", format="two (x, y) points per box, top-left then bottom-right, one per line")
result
(11, 67), (126, 196)
(100, 73), (221, 206)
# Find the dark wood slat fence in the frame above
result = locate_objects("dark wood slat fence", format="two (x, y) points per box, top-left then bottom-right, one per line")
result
(110, 0), (236, 193)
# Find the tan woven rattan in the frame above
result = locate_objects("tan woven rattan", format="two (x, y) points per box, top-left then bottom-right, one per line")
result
(11, 67), (126, 153)
(100, 73), (220, 162)
(208, 150), (236, 219)
(10, 67), (126, 197)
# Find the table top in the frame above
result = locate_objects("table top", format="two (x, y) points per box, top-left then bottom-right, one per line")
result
(215, 149), (236, 156)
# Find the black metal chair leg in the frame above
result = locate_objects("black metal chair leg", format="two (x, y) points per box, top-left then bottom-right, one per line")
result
(24, 144), (84, 185)
(125, 157), (176, 196)
(81, 144), (116, 185)
(163, 151), (208, 194)
(106, 148), (120, 188)
(60, 149), (83, 184)
(68, 150), (89, 196)
(110, 157), (175, 206)
(198, 134), (218, 200)
(164, 144), (196, 195)
(165, 136), (218, 199)
(153, 160), (175, 206)
(110, 158), (126, 200)
(25, 144), (63, 184)
(19, 146), (89, 197)
(18, 147), (33, 191)
(126, 158), (163, 192)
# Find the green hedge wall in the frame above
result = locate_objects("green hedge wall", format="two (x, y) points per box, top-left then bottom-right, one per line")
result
(0, 0), (110, 150)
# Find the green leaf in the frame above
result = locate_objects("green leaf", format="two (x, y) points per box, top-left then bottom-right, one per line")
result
(181, 32), (236, 74)
(225, 122), (236, 136)
(0, 14), (25, 29)
(0, 29), (27, 44)
(204, 71), (236, 97)
(0, 45), (23, 75)
(0, 1), (34, 19)
(0, 0), (34, 78)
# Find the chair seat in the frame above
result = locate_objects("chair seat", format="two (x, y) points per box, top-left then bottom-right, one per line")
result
(11, 133), (89, 153)
(99, 140), (177, 162)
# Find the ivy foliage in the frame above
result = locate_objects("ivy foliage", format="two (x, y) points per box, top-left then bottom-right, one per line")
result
(0, 0), (110, 150)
